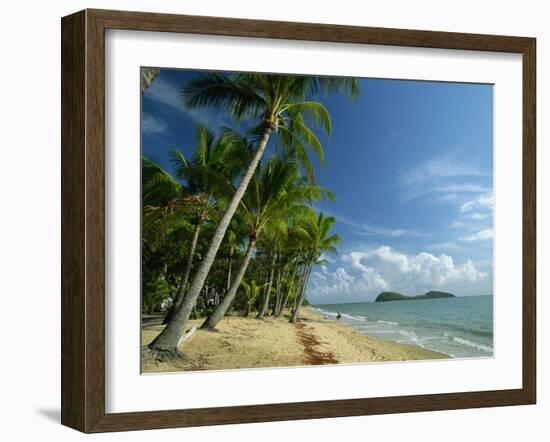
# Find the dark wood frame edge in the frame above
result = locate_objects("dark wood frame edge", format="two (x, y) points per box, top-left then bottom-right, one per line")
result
(61, 8), (536, 433)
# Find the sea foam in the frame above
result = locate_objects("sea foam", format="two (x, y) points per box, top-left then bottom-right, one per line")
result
(451, 336), (493, 353)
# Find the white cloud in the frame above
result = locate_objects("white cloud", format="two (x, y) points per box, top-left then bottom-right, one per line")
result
(460, 229), (493, 242)
(402, 154), (484, 185)
(327, 211), (417, 238)
(460, 193), (494, 213)
(464, 212), (490, 221)
(434, 184), (491, 194)
(142, 113), (169, 134)
(426, 241), (463, 252)
(353, 223), (409, 237)
(310, 266), (382, 297)
(401, 154), (491, 201)
(450, 220), (468, 229)
(446, 192), (493, 236)
(318, 253), (333, 264)
(309, 245), (488, 300)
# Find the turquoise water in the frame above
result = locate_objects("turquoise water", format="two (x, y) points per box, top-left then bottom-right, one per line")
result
(313, 295), (493, 358)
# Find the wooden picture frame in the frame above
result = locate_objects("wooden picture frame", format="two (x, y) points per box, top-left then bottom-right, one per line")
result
(61, 8), (536, 433)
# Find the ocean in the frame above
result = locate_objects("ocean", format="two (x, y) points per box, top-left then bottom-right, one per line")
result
(313, 295), (493, 358)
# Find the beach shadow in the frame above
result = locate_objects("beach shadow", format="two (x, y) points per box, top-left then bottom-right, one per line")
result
(35, 408), (60, 423)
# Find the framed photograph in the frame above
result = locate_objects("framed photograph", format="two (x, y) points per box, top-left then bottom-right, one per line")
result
(61, 9), (536, 433)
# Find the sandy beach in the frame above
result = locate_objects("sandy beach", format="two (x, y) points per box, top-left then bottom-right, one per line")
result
(142, 308), (448, 373)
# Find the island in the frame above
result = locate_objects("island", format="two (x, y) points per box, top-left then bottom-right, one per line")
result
(375, 291), (456, 302)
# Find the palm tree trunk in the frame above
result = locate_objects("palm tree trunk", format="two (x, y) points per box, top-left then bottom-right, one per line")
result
(226, 247), (234, 293)
(149, 126), (273, 354)
(282, 294), (290, 312)
(242, 301), (251, 317)
(290, 263), (313, 323)
(162, 215), (202, 325)
(276, 263), (297, 317)
(201, 235), (257, 330)
(291, 292), (298, 314)
(291, 266), (305, 315)
(257, 251), (277, 319)
(271, 259), (283, 316)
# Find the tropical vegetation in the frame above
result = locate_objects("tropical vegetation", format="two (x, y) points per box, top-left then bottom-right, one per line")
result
(141, 71), (359, 359)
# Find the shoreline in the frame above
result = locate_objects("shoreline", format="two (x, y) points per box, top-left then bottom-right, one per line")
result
(142, 307), (449, 373)
(308, 306), (458, 359)
(310, 297), (494, 359)
(301, 307), (452, 360)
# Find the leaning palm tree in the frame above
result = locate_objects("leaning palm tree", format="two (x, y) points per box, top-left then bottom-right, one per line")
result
(162, 126), (251, 324)
(289, 210), (340, 323)
(149, 73), (357, 356)
(201, 157), (332, 330)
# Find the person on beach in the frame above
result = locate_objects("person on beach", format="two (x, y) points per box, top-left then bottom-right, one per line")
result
(336, 311), (342, 320)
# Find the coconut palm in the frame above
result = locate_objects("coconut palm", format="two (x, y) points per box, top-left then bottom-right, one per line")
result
(163, 125), (252, 324)
(268, 224), (310, 318)
(141, 67), (160, 94)
(270, 240), (294, 317)
(149, 74), (357, 355)
(240, 279), (267, 317)
(289, 210), (340, 323)
(201, 157), (331, 330)
(223, 217), (248, 295)
(141, 157), (202, 313)
(142, 156), (183, 206)
(268, 221), (313, 318)
(141, 157), (196, 262)
(255, 225), (285, 319)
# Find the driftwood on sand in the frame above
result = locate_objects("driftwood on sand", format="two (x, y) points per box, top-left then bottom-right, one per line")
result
(177, 326), (197, 349)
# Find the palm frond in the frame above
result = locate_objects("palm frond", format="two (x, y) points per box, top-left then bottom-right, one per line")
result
(181, 73), (266, 122)
(283, 101), (332, 135)
(142, 156), (184, 206)
(285, 112), (326, 168)
(309, 76), (360, 100)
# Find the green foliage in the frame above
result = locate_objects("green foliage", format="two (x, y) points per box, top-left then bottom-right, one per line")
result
(142, 276), (171, 314)
(181, 73), (358, 184)
(237, 279), (268, 316)
(142, 72), (359, 318)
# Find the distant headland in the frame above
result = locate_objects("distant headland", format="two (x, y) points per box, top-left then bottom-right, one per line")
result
(374, 291), (456, 302)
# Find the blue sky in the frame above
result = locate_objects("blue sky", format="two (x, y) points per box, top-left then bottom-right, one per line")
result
(142, 69), (494, 304)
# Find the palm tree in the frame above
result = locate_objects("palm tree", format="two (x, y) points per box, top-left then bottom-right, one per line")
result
(223, 217), (247, 295)
(141, 157), (198, 261)
(149, 73), (357, 356)
(255, 225), (285, 319)
(289, 210), (340, 323)
(270, 242), (292, 317)
(141, 157), (200, 314)
(240, 279), (267, 317)
(201, 158), (331, 330)
(162, 125), (249, 324)
(142, 156), (182, 205)
(141, 67), (160, 94)
(266, 219), (314, 318)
